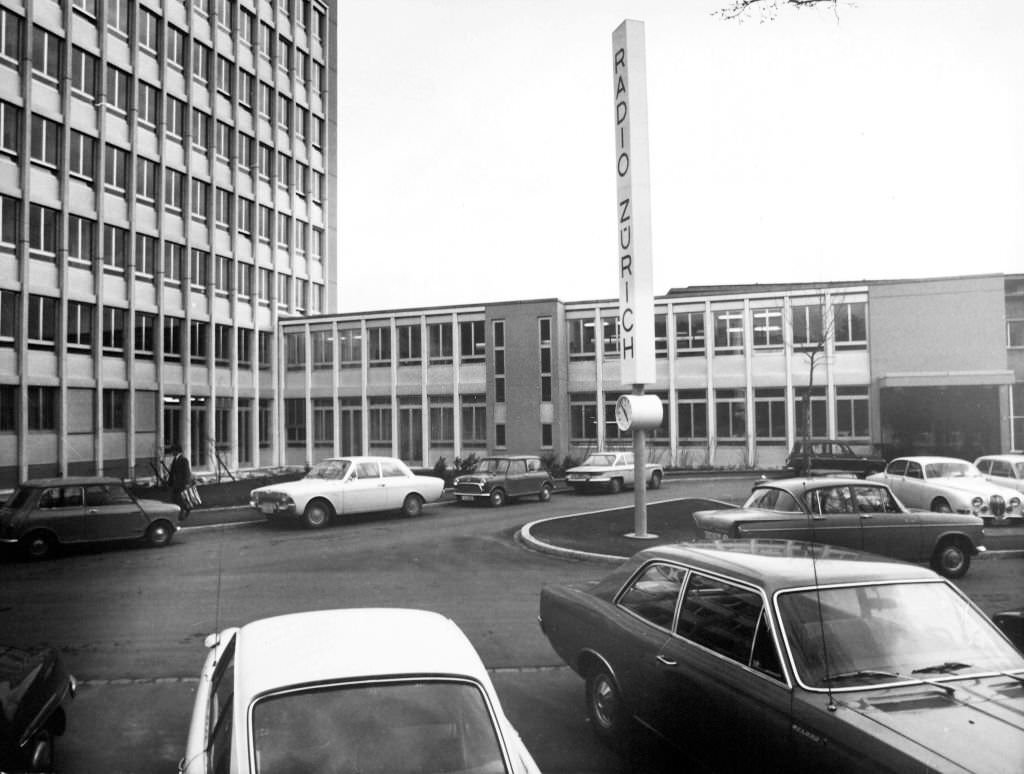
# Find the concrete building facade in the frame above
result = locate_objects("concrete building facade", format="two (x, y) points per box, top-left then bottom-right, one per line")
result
(0, 0), (337, 487)
(272, 274), (1023, 474)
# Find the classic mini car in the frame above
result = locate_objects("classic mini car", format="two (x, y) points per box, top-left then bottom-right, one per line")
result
(0, 644), (76, 772)
(538, 541), (1024, 772)
(975, 453), (1024, 495)
(179, 608), (540, 774)
(868, 455), (1022, 524)
(693, 477), (985, 578)
(452, 455), (554, 506)
(250, 456), (444, 528)
(565, 452), (663, 494)
(0, 477), (180, 560)
(784, 439), (886, 477)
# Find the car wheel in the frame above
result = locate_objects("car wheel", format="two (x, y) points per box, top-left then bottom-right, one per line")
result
(489, 488), (506, 507)
(302, 500), (333, 529)
(20, 531), (56, 561)
(931, 497), (953, 513)
(401, 494), (424, 517)
(931, 539), (971, 579)
(145, 521), (175, 548)
(649, 471), (662, 490)
(585, 669), (630, 748)
(538, 484), (552, 503)
(609, 478), (623, 495)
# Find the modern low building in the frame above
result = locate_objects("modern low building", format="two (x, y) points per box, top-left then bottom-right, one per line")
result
(0, 0), (337, 488)
(271, 273), (1023, 474)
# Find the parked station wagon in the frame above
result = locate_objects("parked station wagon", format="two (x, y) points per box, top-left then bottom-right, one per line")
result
(452, 455), (554, 507)
(784, 439), (886, 478)
(538, 541), (1024, 773)
(0, 477), (180, 560)
(693, 477), (985, 578)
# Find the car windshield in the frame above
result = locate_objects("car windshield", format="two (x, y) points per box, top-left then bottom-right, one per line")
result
(305, 460), (351, 480)
(251, 678), (509, 774)
(924, 461), (979, 479)
(4, 488), (33, 509)
(778, 581), (1024, 689)
(582, 454), (617, 466)
(1013, 461), (1024, 478)
(475, 458), (510, 475)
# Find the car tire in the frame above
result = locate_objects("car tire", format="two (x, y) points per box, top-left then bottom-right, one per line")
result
(145, 521), (175, 548)
(931, 498), (953, 513)
(649, 471), (662, 490)
(931, 538), (971, 579)
(538, 484), (552, 503)
(585, 669), (630, 749)
(609, 478), (623, 495)
(301, 500), (333, 529)
(489, 488), (506, 508)
(20, 531), (56, 561)
(27, 728), (53, 771)
(401, 494), (424, 518)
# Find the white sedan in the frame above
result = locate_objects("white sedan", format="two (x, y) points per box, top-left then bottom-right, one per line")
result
(974, 453), (1024, 495)
(179, 608), (541, 774)
(868, 456), (1022, 524)
(249, 456), (444, 528)
(565, 452), (664, 494)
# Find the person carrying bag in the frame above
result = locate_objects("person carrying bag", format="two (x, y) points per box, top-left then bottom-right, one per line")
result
(168, 444), (199, 519)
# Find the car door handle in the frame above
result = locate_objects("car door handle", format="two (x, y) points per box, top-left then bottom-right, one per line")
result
(656, 654), (677, 667)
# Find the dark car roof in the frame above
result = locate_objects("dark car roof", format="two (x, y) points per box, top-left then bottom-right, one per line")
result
(20, 476), (129, 488)
(596, 540), (938, 598)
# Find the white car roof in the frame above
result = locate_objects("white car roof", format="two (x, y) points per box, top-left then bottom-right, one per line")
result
(975, 453), (1024, 462)
(232, 608), (492, 707)
(893, 456), (973, 465)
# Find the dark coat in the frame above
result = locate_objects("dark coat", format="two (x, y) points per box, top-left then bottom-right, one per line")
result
(169, 453), (192, 493)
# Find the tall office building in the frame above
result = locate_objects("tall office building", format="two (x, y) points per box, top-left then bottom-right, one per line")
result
(0, 0), (337, 487)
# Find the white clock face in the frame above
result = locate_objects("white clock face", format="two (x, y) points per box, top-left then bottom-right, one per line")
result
(615, 396), (632, 432)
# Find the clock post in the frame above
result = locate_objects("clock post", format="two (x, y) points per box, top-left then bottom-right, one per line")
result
(613, 20), (660, 539)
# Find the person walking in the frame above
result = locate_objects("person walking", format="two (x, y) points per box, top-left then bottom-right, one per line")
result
(168, 444), (194, 520)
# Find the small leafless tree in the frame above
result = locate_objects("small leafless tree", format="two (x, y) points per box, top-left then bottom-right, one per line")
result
(791, 294), (843, 449)
(717, 0), (841, 22)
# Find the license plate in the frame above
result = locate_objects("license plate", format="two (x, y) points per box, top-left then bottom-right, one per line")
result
(459, 495), (472, 502)
(260, 503), (276, 515)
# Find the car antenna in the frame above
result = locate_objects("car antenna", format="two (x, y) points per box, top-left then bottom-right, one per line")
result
(807, 487), (837, 712)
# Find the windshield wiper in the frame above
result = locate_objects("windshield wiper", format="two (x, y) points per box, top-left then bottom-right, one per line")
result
(823, 669), (900, 683)
(912, 661), (971, 674)
(823, 669), (955, 696)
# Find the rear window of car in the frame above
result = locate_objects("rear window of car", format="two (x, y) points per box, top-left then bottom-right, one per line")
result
(380, 460), (407, 478)
(617, 562), (686, 630)
(747, 487), (802, 512)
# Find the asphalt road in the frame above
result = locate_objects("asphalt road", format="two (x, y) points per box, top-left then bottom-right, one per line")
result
(2, 476), (1023, 773)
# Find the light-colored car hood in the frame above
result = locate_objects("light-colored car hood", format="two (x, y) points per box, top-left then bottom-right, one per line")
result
(929, 476), (1019, 499)
(250, 478), (342, 496)
(835, 677), (1024, 771)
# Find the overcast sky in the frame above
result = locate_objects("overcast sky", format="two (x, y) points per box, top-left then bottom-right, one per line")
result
(338, 0), (1024, 313)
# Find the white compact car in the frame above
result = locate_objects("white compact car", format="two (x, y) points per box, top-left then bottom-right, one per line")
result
(179, 608), (541, 774)
(868, 456), (1022, 524)
(974, 453), (1024, 495)
(565, 451), (664, 494)
(249, 456), (444, 528)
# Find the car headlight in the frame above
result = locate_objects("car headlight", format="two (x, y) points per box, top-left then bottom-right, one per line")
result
(1010, 497), (1021, 514)
(971, 496), (984, 513)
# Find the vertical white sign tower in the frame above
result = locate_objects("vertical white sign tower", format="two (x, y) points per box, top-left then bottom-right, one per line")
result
(613, 20), (659, 539)
(613, 20), (655, 385)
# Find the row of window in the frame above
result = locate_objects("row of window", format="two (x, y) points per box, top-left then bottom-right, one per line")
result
(568, 303), (868, 358)
(284, 395), (490, 448)
(282, 321), (488, 369)
(0, 288), (285, 364)
(568, 387), (870, 443)
(4, 100), (326, 213)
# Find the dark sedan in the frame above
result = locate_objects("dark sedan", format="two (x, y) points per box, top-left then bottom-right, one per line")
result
(538, 541), (1024, 773)
(693, 477), (985, 578)
(0, 477), (180, 560)
(0, 644), (76, 772)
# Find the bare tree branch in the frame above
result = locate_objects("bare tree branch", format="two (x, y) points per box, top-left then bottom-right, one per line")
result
(716, 0), (841, 22)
